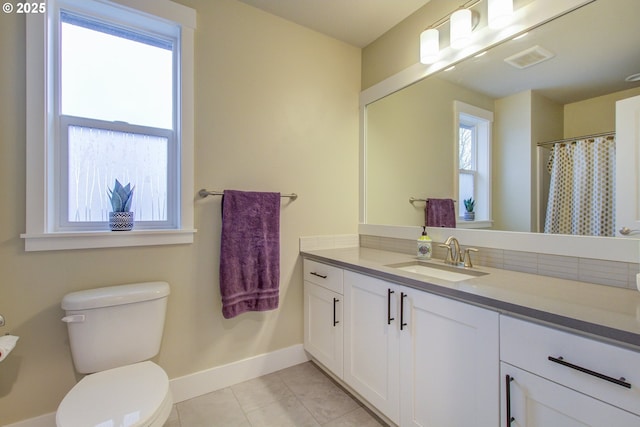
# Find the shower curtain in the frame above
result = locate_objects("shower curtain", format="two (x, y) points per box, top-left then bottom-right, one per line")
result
(543, 136), (615, 236)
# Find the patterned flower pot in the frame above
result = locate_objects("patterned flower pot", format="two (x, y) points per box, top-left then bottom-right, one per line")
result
(464, 211), (475, 221)
(109, 211), (134, 231)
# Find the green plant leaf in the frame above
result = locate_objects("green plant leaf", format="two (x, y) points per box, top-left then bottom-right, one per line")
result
(108, 179), (134, 212)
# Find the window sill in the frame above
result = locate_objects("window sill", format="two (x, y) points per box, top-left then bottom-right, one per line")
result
(21, 228), (196, 251)
(456, 220), (493, 229)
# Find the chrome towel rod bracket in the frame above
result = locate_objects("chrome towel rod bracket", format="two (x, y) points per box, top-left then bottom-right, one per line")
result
(199, 189), (298, 200)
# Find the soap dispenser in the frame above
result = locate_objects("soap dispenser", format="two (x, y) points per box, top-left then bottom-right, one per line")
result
(417, 226), (432, 259)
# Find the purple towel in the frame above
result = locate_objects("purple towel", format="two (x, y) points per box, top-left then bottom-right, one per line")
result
(220, 190), (280, 319)
(426, 198), (456, 228)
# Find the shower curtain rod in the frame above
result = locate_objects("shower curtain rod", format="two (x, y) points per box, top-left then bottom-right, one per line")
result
(537, 131), (615, 148)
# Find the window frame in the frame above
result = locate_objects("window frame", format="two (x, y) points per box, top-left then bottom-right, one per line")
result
(458, 122), (478, 212)
(454, 101), (493, 228)
(59, 115), (177, 230)
(23, 0), (196, 251)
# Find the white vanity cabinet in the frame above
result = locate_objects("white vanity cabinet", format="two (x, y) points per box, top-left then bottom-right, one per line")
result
(343, 270), (402, 424)
(500, 316), (640, 426)
(303, 259), (344, 378)
(399, 287), (499, 427)
(343, 269), (499, 426)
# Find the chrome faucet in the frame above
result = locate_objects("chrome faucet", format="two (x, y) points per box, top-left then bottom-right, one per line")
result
(441, 236), (462, 265)
(439, 236), (479, 267)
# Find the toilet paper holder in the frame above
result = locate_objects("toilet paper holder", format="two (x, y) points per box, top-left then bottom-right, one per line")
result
(0, 314), (4, 327)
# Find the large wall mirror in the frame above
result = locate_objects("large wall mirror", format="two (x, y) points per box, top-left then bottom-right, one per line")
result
(364, 0), (640, 247)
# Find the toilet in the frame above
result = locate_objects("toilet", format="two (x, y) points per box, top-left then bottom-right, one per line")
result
(56, 282), (172, 427)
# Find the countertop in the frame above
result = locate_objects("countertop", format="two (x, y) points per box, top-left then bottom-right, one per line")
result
(301, 247), (640, 351)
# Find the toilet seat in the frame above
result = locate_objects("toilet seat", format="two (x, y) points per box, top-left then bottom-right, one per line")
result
(56, 361), (172, 427)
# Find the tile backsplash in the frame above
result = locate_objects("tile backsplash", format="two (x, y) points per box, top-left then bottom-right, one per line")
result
(360, 234), (640, 290)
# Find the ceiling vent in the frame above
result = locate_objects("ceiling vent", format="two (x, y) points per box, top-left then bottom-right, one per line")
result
(504, 45), (555, 69)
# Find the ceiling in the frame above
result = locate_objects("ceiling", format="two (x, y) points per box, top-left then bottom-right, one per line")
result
(236, 0), (432, 47)
(235, 0), (639, 105)
(438, 0), (640, 105)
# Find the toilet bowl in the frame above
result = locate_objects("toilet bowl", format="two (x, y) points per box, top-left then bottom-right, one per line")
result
(57, 282), (172, 427)
(56, 362), (172, 427)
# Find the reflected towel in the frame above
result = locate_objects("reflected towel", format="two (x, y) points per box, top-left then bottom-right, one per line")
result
(0, 335), (19, 362)
(220, 190), (280, 319)
(426, 198), (456, 228)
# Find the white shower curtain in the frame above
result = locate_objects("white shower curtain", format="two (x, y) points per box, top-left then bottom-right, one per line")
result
(544, 136), (615, 236)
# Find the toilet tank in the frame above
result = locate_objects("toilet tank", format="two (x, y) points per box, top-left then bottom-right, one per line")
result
(62, 282), (170, 374)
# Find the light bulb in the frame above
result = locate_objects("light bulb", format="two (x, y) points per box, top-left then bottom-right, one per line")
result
(488, 0), (513, 29)
(420, 29), (439, 64)
(450, 9), (472, 50)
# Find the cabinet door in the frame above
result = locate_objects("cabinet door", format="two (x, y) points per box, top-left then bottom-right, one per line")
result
(343, 271), (400, 424)
(400, 288), (499, 427)
(304, 281), (343, 378)
(501, 363), (640, 426)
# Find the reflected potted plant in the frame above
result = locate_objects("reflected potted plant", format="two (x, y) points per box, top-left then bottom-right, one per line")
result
(108, 179), (135, 231)
(463, 197), (475, 221)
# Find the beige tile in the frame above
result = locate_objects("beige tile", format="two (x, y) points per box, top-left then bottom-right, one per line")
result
(629, 263), (640, 290)
(322, 407), (386, 427)
(278, 363), (359, 424)
(578, 258), (628, 288)
(176, 387), (250, 427)
(504, 251), (538, 274)
(297, 385), (360, 424)
(277, 362), (334, 392)
(473, 247), (504, 269)
(231, 372), (294, 412)
(245, 395), (320, 427)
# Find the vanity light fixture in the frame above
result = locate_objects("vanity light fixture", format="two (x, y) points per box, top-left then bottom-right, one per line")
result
(450, 8), (473, 49)
(420, 28), (440, 64)
(417, 0), (480, 64)
(625, 73), (640, 82)
(487, 0), (513, 29)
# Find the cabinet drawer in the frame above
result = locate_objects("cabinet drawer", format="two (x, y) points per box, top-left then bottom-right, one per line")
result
(304, 259), (343, 294)
(501, 363), (640, 426)
(501, 316), (640, 416)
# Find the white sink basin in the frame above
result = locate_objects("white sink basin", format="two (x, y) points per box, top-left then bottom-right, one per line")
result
(387, 261), (488, 282)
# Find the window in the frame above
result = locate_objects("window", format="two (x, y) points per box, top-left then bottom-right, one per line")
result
(454, 101), (493, 225)
(24, 0), (196, 251)
(458, 123), (477, 207)
(60, 11), (176, 229)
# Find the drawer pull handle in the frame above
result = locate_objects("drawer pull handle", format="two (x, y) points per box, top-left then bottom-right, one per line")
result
(548, 356), (632, 389)
(387, 289), (395, 325)
(310, 272), (328, 279)
(400, 292), (408, 331)
(505, 375), (515, 426)
(333, 298), (339, 326)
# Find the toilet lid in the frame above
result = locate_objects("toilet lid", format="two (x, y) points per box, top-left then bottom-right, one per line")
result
(56, 361), (172, 427)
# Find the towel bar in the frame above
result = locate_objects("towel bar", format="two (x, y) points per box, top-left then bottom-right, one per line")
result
(199, 189), (298, 200)
(410, 197), (456, 203)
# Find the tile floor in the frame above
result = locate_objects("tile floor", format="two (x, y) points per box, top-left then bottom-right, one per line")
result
(163, 361), (386, 427)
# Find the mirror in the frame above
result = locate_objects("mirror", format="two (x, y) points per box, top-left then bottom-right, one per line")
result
(365, 0), (640, 237)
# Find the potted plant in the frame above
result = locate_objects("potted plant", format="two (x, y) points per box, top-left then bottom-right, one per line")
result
(463, 197), (475, 221)
(108, 179), (135, 231)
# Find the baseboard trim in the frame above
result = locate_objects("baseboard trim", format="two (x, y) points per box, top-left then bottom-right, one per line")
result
(3, 344), (309, 427)
(170, 343), (309, 403)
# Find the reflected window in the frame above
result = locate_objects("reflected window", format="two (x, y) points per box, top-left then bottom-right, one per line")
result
(458, 123), (477, 206)
(455, 101), (493, 222)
